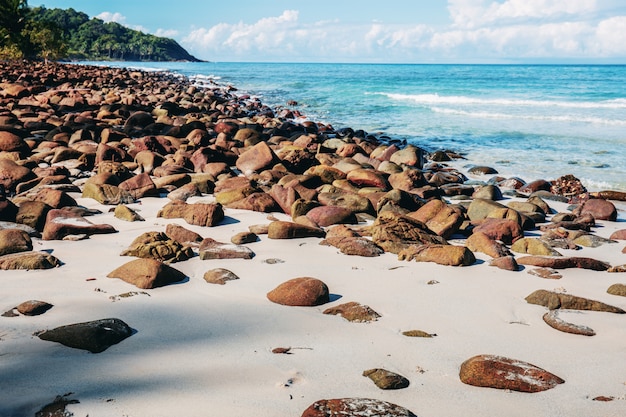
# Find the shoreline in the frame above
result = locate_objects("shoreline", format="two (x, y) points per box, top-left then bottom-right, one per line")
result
(1, 60), (625, 417)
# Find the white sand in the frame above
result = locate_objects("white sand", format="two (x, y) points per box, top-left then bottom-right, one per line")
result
(1, 193), (625, 417)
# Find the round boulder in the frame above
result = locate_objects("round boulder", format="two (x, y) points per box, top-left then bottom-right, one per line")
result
(267, 277), (330, 306)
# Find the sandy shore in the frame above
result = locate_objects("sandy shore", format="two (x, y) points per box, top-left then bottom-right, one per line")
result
(1, 61), (625, 417)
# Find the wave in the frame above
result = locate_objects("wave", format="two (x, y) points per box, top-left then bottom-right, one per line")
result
(430, 107), (626, 126)
(377, 92), (626, 110)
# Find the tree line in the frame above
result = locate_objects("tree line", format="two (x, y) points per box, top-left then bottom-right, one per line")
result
(0, 0), (200, 62)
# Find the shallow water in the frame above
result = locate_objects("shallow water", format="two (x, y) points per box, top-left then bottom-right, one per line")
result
(81, 61), (626, 191)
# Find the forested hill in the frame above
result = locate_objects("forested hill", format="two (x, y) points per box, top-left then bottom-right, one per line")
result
(29, 6), (202, 62)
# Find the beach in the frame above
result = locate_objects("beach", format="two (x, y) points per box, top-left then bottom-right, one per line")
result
(1, 61), (625, 417)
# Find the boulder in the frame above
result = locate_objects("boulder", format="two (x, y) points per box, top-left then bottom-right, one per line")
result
(409, 199), (464, 238)
(118, 172), (157, 199)
(38, 318), (132, 353)
(225, 192), (279, 213)
(107, 258), (187, 289)
(511, 238), (562, 256)
(0, 251), (61, 270)
(0, 158), (35, 192)
(517, 256), (610, 271)
(488, 256), (519, 271)
(157, 200), (224, 227)
(607, 283), (626, 297)
(323, 301), (381, 322)
(113, 204), (144, 222)
(231, 231), (258, 244)
(0, 228), (32, 256)
(165, 223), (203, 244)
(525, 289), (625, 313)
(267, 221), (326, 239)
(306, 205), (357, 227)
(236, 141), (277, 175)
(368, 211), (447, 254)
(318, 190), (374, 214)
(42, 209), (117, 240)
(459, 354), (564, 393)
(17, 300), (53, 316)
(120, 231), (193, 263)
(362, 368), (410, 390)
(466, 231), (511, 258)
(542, 310), (595, 336)
(398, 244), (476, 266)
(267, 277), (330, 306)
(203, 268), (240, 285)
(198, 238), (255, 260)
(321, 235), (384, 257)
(301, 398), (417, 417)
(82, 182), (134, 205)
(574, 198), (617, 221)
(472, 218), (523, 245)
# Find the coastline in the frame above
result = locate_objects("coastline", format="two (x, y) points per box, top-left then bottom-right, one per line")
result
(1, 60), (625, 417)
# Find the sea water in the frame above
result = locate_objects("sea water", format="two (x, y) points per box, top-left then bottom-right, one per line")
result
(83, 62), (626, 192)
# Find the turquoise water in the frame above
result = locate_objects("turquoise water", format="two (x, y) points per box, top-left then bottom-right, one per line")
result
(83, 62), (626, 191)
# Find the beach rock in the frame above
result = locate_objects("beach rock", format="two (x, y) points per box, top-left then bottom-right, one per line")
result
(387, 169), (428, 192)
(82, 183), (127, 206)
(301, 398), (417, 417)
(489, 256), (519, 271)
(607, 283), (626, 296)
(402, 330), (436, 338)
(236, 141), (276, 176)
(0, 251), (61, 270)
(609, 229), (626, 240)
(511, 238), (562, 256)
(107, 258), (187, 289)
(0, 158), (35, 192)
(550, 174), (586, 197)
(267, 221), (326, 239)
(38, 318), (133, 353)
(305, 165), (346, 184)
(267, 277), (330, 306)
(527, 267), (562, 279)
(113, 204), (144, 222)
(346, 168), (389, 189)
(306, 205), (357, 227)
(120, 231), (193, 263)
(466, 231), (511, 258)
(42, 209), (117, 240)
(525, 289), (625, 313)
(409, 199), (464, 238)
(369, 211), (447, 254)
(572, 233), (615, 248)
(542, 310), (595, 336)
(0, 228), (32, 255)
(199, 238), (254, 260)
(468, 165), (498, 175)
(472, 184), (503, 200)
(517, 255), (610, 271)
(519, 179), (552, 194)
(459, 354), (565, 393)
(167, 182), (201, 201)
(323, 301), (381, 322)
(226, 192), (279, 212)
(362, 368), (410, 390)
(165, 223), (203, 244)
(203, 268), (240, 285)
(17, 300), (53, 316)
(472, 218), (523, 245)
(321, 235), (384, 257)
(231, 231), (258, 244)
(28, 188), (77, 209)
(157, 200), (224, 227)
(574, 198), (617, 221)
(590, 190), (626, 201)
(398, 244), (476, 266)
(467, 198), (508, 221)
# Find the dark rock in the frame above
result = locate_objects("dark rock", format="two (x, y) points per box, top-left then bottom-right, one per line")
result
(301, 398), (417, 417)
(550, 174), (586, 197)
(525, 289), (625, 313)
(468, 165), (498, 175)
(107, 258), (187, 289)
(38, 318), (132, 353)
(15, 201), (51, 231)
(267, 277), (330, 306)
(459, 354), (565, 392)
(17, 300), (53, 316)
(323, 301), (381, 322)
(362, 368), (410, 390)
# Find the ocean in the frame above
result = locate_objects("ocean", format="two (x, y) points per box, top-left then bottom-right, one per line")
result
(82, 62), (626, 192)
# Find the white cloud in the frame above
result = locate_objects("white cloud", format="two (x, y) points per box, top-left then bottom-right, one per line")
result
(155, 28), (179, 38)
(182, 2), (626, 62)
(96, 11), (126, 24)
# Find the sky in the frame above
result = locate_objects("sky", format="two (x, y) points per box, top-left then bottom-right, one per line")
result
(33, 0), (626, 63)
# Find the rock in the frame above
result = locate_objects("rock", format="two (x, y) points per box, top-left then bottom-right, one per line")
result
(321, 235), (384, 257)
(362, 368), (410, 390)
(489, 256), (519, 271)
(459, 354), (565, 393)
(468, 165), (498, 175)
(167, 182), (201, 201)
(398, 244), (476, 266)
(82, 182), (134, 205)
(107, 258), (187, 289)
(527, 267), (562, 279)
(609, 229), (626, 240)
(387, 169), (428, 192)
(409, 199), (464, 238)
(157, 200), (224, 227)
(113, 204), (144, 222)
(120, 231), (193, 263)
(472, 218), (524, 245)
(525, 289), (625, 313)
(519, 179), (552, 194)
(226, 192), (279, 213)
(389, 144), (424, 168)
(28, 188), (77, 209)
(574, 198), (617, 221)
(0, 158), (35, 192)
(165, 223), (203, 244)
(42, 209), (117, 240)
(402, 330), (436, 338)
(267, 221), (326, 239)
(231, 231), (258, 244)
(517, 255), (610, 271)
(198, 238), (254, 260)
(203, 268), (240, 285)
(467, 198), (507, 221)
(466, 231), (511, 258)
(236, 141), (277, 175)
(323, 302), (381, 322)
(17, 300), (53, 316)
(38, 318), (132, 353)
(368, 211), (447, 254)
(267, 277), (330, 306)
(572, 233), (615, 248)
(346, 168), (389, 189)
(472, 184), (503, 200)
(607, 265), (626, 273)
(301, 398), (417, 417)
(318, 190), (374, 214)
(607, 283), (626, 296)
(0, 251), (61, 270)
(511, 238), (562, 256)
(306, 205), (357, 227)
(118, 173), (157, 199)
(0, 228), (32, 256)
(542, 310), (595, 336)
(550, 174), (587, 197)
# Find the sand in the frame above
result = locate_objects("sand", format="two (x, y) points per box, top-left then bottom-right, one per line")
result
(1, 191), (625, 417)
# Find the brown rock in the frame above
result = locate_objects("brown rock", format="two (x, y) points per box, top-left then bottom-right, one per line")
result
(165, 223), (203, 244)
(467, 231), (511, 258)
(575, 198), (617, 221)
(542, 310), (595, 336)
(166, 182), (201, 202)
(267, 221), (326, 239)
(120, 231), (193, 263)
(306, 205), (357, 227)
(346, 169), (389, 189)
(267, 277), (330, 307)
(198, 238), (254, 260)
(459, 354), (565, 393)
(0, 251), (61, 270)
(362, 368), (410, 390)
(511, 238), (562, 256)
(203, 268), (240, 285)
(607, 283), (626, 296)
(17, 300), (53, 316)
(113, 204), (144, 222)
(550, 174), (587, 197)
(226, 192), (279, 213)
(42, 209), (117, 240)
(323, 301), (380, 322)
(472, 218), (523, 245)
(609, 229), (626, 240)
(0, 158), (35, 192)
(525, 289), (625, 313)
(236, 141), (277, 175)
(118, 173), (157, 199)
(318, 190), (374, 215)
(402, 330), (436, 338)
(517, 255), (610, 271)
(369, 211), (447, 254)
(231, 231), (258, 244)
(157, 200), (224, 227)
(321, 236), (384, 257)
(0, 228), (32, 256)
(389, 145), (424, 168)
(387, 169), (428, 191)
(301, 398), (417, 417)
(82, 182), (134, 205)
(488, 255), (519, 271)
(398, 244), (476, 266)
(107, 258), (187, 289)
(28, 188), (77, 209)
(409, 199), (464, 238)
(527, 267), (562, 279)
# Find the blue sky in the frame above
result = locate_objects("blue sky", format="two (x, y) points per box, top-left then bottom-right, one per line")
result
(33, 0), (626, 63)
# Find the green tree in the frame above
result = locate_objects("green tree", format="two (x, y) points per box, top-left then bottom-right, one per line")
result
(0, 0), (29, 58)
(25, 19), (67, 63)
